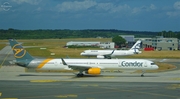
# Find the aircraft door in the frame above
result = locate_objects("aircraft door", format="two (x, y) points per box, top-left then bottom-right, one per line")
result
(144, 61), (147, 68)
(54, 61), (58, 66)
(118, 61), (122, 68)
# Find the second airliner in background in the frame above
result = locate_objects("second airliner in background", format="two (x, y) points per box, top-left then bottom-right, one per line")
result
(81, 40), (142, 59)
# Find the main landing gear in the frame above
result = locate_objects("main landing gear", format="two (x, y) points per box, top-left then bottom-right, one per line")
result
(76, 71), (84, 77)
(77, 73), (84, 77)
(141, 70), (145, 77)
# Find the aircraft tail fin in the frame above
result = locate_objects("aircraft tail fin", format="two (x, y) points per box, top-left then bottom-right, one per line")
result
(129, 40), (141, 53)
(9, 39), (34, 61)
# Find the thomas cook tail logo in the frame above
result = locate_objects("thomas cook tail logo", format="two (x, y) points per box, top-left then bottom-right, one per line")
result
(12, 44), (26, 58)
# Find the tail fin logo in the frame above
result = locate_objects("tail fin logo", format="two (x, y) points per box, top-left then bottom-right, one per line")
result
(135, 43), (141, 48)
(12, 44), (26, 58)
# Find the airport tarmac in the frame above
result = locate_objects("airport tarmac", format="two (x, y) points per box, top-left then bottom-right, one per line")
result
(0, 80), (179, 99)
(0, 45), (180, 99)
(0, 65), (180, 99)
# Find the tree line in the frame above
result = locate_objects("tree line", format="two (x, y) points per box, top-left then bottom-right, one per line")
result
(0, 28), (179, 39)
(157, 31), (180, 38)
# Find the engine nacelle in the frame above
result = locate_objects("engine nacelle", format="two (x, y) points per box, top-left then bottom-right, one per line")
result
(134, 51), (142, 54)
(97, 55), (105, 59)
(85, 68), (101, 75)
(138, 51), (142, 54)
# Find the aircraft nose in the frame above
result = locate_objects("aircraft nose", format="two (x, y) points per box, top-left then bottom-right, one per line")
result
(80, 53), (84, 55)
(155, 65), (159, 69)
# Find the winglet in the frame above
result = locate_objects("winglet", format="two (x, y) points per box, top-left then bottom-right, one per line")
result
(103, 49), (115, 59)
(61, 58), (67, 65)
(110, 49), (115, 55)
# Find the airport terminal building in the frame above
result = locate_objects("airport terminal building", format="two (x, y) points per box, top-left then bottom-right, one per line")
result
(66, 41), (115, 49)
(119, 35), (137, 48)
(142, 36), (179, 50)
(66, 36), (179, 50)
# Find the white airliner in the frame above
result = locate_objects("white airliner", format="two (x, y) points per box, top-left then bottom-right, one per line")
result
(9, 39), (158, 77)
(80, 40), (142, 59)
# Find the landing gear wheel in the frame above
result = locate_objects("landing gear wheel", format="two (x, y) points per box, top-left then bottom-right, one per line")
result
(141, 74), (144, 77)
(141, 70), (145, 77)
(77, 73), (84, 77)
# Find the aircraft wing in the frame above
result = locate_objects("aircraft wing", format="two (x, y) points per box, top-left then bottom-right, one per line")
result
(97, 50), (115, 59)
(61, 58), (103, 70)
(67, 64), (102, 70)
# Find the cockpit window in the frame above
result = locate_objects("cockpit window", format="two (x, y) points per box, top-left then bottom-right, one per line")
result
(151, 63), (156, 65)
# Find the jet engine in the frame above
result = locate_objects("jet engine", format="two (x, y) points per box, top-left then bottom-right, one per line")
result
(97, 55), (105, 59)
(85, 68), (101, 74)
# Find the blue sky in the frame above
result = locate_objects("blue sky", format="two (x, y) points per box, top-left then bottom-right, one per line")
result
(0, 0), (180, 31)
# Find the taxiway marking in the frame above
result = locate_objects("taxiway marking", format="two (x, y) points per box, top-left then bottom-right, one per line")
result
(0, 49), (11, 67)
(100, 86), (180, 98)
(171, 78), (180, 80)
(103, 76), (115, 78)
(80, 84), (99, 87)
(30, 80), (76, 83)
(0, 92), (18, 99)
(30, 80), (60, 83)
(56, 94), (78, 98)
(167, 84), (180, 89)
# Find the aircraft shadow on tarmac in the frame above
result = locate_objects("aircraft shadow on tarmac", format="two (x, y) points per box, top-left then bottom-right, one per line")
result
(18, 74), (158, 78)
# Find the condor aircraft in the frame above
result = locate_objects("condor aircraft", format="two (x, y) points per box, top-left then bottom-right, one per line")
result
(9, 39), (158, 77)
(80, 40), (142, 59)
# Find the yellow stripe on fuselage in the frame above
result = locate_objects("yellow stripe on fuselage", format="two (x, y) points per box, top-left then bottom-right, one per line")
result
(37, 59), (53, 69)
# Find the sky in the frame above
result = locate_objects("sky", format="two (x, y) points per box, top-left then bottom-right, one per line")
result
(0, 0), (180, 31)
